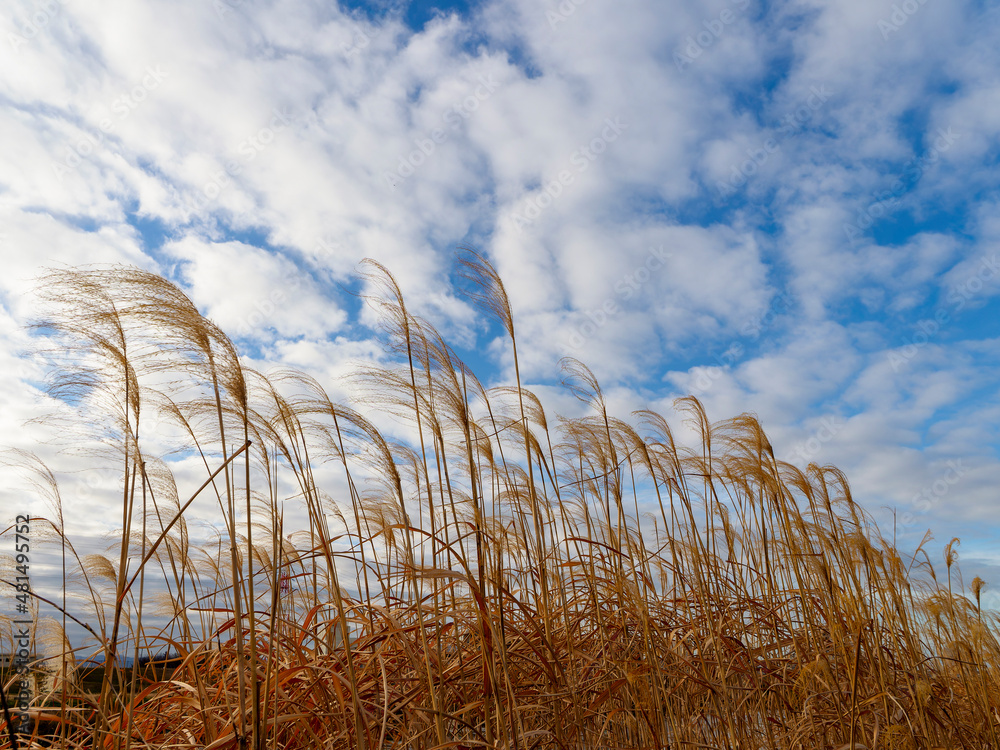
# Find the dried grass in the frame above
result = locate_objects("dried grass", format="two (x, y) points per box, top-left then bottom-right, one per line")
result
(1, 257), (998, 749)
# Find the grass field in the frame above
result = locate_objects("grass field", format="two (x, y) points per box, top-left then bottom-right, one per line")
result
(1, 255), (998, 749)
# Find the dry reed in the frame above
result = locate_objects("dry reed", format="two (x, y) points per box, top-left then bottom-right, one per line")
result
(0, 255), (997, 750)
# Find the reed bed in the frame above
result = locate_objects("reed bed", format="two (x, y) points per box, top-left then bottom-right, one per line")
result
(1, 255), (998, 750)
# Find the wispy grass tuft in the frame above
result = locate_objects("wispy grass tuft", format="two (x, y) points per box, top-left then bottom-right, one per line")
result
(1, 258), (998, 750)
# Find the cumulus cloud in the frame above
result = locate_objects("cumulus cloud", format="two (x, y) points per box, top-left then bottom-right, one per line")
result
(164, 236), (348, 342)
(2, 0), (999, 599)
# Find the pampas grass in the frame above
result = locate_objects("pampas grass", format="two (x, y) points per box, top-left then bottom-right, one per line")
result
(1, 254), (998, 749)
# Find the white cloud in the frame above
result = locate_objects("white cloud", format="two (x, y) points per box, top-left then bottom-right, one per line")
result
(164, 236), (347, 342)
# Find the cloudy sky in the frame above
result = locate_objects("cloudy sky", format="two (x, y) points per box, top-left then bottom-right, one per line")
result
(2, 0), (999, 609)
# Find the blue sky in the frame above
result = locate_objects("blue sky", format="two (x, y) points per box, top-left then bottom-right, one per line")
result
(1, 0), (999, 610)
